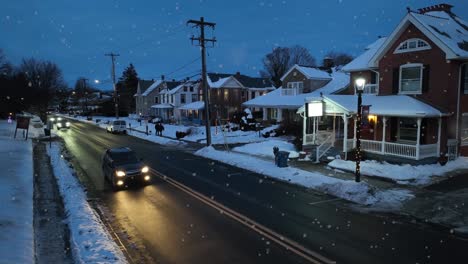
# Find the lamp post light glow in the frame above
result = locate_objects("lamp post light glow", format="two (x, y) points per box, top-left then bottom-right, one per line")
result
(94, 79), (100, 84)
(355, 77), (366, 183)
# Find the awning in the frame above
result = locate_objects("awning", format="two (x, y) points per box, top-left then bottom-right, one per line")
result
(151, 103), (174, 109)
(178, 101), (204, 110)
(297, 95), (448, 118)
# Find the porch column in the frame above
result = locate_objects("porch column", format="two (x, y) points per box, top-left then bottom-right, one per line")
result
(277, 108), (282, 121)
(262, 108), (267, 121)
(312, 117), (316, 144)
(437, 117), (442, 156)
(416, 118), (422, 160)
(353, 117), (357, 148)
(343, 114), (348, 159)
(332, 115), (336, 144)
(302, 113), (307, 146)
(381, 117), (387, 154)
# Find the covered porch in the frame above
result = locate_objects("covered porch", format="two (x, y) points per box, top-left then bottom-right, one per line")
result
(299, 95), (448, 161)
(151, 103), (174, 122)
(177, 101), (204, 125)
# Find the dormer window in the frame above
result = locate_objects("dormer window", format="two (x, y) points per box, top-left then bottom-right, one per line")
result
(395, 38), (431, 53)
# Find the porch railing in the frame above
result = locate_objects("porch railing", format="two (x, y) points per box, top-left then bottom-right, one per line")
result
(346, 139), (438, 160)
(316, 134), (334, 163)
(363, 84), (379, 94)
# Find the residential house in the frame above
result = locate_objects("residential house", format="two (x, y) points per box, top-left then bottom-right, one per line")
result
(243, 64), (349, 124)
(299, 3), (468, 162)
(149, 80), (182, 121)
(202, 72), (274, 123)
(135, 79), (157, 116)
(152, 80), (199, 122)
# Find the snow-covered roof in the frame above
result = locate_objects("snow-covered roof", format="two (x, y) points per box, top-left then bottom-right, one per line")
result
(243, 70), (349, 109)
(141, 80), (163, 96)
(150, 103), (174, 109)
(298, 94), (446, 117)
(342, 37), (387, 72)
(178, 101), (204, 110)
(280, 64), (332, 81)
(370, 10), (468, 66)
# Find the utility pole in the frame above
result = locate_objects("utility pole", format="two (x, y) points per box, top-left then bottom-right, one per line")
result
(187, 17), (216, 146)
(105, 52), (120, 118)
(82, 78), (89, 112)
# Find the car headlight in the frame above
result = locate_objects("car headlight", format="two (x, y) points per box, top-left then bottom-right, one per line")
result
(65, 122), (70, 126)
(115, 170), (126, 177)
(57, 117), (62, 121)
(50, 118), (55, 121)
(141, 166), (149, 173)
(57, 123), (62, 127)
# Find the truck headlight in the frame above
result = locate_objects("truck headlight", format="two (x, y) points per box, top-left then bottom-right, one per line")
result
(141, 166), (149, 173)
(66, 122), (70, 127)
(57, 123), (62, 127)
(50, 118), (55, 121)
(115, 170), (126, 177)
(57, 117), (62, 121)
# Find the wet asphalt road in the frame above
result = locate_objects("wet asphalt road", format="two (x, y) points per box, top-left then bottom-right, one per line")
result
(57, 118), (468, 264)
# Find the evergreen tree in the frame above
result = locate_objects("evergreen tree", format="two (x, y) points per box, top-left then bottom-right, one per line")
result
(118, 63), (139, 112)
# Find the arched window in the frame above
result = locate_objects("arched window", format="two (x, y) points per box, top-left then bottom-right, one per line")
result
(394, 38), (431, 53)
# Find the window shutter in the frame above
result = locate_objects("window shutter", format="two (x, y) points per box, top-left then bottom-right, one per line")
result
(392, 68), (399, 94)
(422, 65), (430, 93)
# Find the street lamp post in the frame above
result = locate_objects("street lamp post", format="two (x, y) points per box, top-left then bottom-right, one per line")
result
(355, 78), (366, 183)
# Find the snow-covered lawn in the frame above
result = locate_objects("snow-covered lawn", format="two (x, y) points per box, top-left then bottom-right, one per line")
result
(233, 139), (300, 158)
(328, 159), (468, 185)
(64, 114), (275, 145)
(195, 147), (413, 209)
(0, 120), (34, 264)
(46, 142), (127, 263)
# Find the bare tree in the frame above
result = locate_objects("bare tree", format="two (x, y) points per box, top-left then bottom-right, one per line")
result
(0, 49), (13, 77)
(261, 45), (316, 88)
(324, 51), (354, 67)
(19, 58), (67, 111)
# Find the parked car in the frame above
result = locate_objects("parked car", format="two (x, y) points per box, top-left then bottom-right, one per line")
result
(101, 147), (151, 191)
(106, 120), (127, 134)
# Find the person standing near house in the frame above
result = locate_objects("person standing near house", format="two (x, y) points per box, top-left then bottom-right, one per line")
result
(158, 122), (164, 136)
(154, 122), (158, 136)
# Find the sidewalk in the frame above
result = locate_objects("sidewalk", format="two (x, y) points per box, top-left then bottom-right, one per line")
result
(0, 120), (34, 263)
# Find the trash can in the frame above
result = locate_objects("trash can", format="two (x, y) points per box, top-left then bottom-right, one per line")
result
(276, 151), (289, 167)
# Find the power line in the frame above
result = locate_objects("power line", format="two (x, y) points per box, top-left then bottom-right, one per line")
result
(164, 56), (200, 78)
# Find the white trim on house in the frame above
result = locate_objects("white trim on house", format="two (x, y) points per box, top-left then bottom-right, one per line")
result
(394, 38), (431, 54)
(369, 13), (459, 67)
(399, 63), (424, 95)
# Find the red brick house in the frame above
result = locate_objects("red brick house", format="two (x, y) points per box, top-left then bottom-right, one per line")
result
(300, 3), (468, 162)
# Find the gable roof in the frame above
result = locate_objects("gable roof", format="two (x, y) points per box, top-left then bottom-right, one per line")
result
(342, 37), (387, 72)
(280, 64), (332, 82)
(207, 72), (273, 89)
(141, 80), (163, 96)
(207, 73), (244, 89)
(138, 80), (154, 94)
(370, 10), (468, 66)
(243, 69), (349, 109)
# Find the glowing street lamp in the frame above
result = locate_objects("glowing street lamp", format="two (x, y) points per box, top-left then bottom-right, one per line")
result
(355, 77), (366, 183)
(94, 79), (100, 84)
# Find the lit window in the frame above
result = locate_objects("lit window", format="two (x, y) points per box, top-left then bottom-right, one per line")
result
(395, 38), (430, 53)
(224, 90), (229, 100)
(400, 64), (423, 94)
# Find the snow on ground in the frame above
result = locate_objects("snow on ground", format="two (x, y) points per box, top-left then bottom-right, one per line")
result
(64, 115), (272, 145)
(195, 146), (413, 209)
(46, 142), (127, 264)
(233, 139), (299, 158)
(328, 158), (468, 185)
(0, 120), (34, 264)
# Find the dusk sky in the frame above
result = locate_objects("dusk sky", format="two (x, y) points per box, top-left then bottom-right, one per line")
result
(1, 0), (467, 90)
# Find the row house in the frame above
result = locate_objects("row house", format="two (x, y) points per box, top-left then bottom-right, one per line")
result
(134, 77), (181, 118)
(299, 3), (468, 163)
(243, 64), (350, 124)
(153, 81), (199, 122)
(201, 72), (274, 122)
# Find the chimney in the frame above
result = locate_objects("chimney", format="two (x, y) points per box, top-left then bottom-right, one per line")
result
(323, 57), (334, 69)
(172, 79), (176, 82)
(236, 71), (241, 77)
(418, 3), (453, 14)
(161, 75), (165, 81)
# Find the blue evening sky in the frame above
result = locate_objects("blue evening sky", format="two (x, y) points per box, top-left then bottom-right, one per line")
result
(1, 0), (467, 90)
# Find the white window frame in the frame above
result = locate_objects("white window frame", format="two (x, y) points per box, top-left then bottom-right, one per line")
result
(397, 117), (418, 143)
(399, 63), (423, 95)
(394, 38), (431, 54)
(287, 82), (303, 89)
